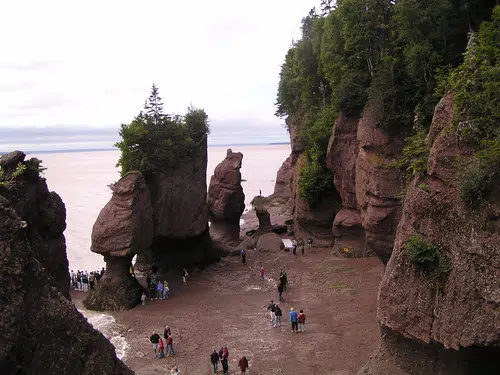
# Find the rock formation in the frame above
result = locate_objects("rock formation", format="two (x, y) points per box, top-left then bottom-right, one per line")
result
(0, 193), (133, 375)
(84, 172), (153, 310)
(256, 232), (283, 253)
(355, 100), (403, 263)
(255, 205), (273, 232)
(359, 94), (500, 375)
(208, 149), (245, 246)
(0, 151), (70, 298)
(273, 155), (292, 199)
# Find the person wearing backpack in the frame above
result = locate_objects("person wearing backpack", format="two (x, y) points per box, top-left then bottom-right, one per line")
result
(210, 349), (220, 373)
(241, 249), (246, 264)
(290, 307), (298, 333)
(267, 300), (276, 322)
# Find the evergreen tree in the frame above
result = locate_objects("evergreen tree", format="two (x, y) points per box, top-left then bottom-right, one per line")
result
(144, 84), (164, 122)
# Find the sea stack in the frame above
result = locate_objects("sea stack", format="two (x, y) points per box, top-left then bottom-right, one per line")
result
(208, 149), (245, 247)
(84, 172), (153, 310)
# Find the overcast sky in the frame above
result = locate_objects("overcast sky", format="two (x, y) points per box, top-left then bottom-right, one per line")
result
(0, 0), (318, 132)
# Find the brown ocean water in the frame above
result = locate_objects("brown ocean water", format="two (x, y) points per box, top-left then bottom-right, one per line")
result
(31, 144), (290, 271)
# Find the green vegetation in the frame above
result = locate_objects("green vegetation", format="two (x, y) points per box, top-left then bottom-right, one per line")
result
(12, 163), (27, 178)
(417, 183), (431, 193)
(395, 130), (429, 180)
(115, 84), (209, 176)
(404, 233), (452, 284)
(0, 159), (46, 188)
(275, 1), (498, 205)
(437, 7), (500, 205)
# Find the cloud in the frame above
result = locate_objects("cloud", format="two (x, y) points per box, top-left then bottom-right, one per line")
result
(0, 0), (319, 131)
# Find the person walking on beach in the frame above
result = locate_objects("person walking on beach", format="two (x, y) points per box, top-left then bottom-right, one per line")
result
(210, 349), (220, 373)
(149, 277), (156, 300)
(279, 269), (287, 291)
(241, 249), (246, 264)
(307, 237), (313, 250)
(88, 272), (95, 290)
(298, 309), (306, 332)
(278, 281), (285, 302)
(182, 268), (189, 286)
(157, 337), (165, 358)
(239, 356), (249, 374)
(156, 280), (164, 300)
(301, 244), (305, 256)
(166, 334), (175, 356)
(292, 239), (297, 255)
(164, 325), (171, 339)
(267, 300), (276, 322)
(259, 266), (265, 280)
(219, 346), (229, 374)
(163, 281), (170, 299)
(290, 307), (299, 333)
(150, 331), (161, 356)
(141, 292), (147, 306)
(274, 304), (283, 327)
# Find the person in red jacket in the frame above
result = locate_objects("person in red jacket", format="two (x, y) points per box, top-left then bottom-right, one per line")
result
(238, 356), (249, 374)
(298, 309), (306, 332)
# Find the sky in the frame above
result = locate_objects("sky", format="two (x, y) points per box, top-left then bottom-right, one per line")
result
(0, 0), (319, 150)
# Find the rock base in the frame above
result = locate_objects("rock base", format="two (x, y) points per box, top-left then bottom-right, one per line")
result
(359, 327), (500, 375)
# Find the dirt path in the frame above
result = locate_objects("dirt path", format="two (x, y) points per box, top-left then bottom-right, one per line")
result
(88, 246), (384, 375)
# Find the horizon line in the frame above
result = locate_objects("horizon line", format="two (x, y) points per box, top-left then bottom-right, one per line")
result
(0, 142), (291, 155)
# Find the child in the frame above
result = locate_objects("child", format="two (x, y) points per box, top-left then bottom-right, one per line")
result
(163, 281), (170, 299)
(298, 309), (306, 332)
(259, 266), (265, 280)
(141, 292), (147, 306)
(157, 338), (165, 358)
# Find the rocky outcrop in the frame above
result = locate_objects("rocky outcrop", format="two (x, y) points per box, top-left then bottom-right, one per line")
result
(360, 94), (500, 374)
(355, 102), (403, 263)
(0, 151), (70, 298)
(255, 205), (273, 232)
(84, 172), (152, 310)
(208, 149), (245, 246)
(273, 155), (292, 199)
(148, 139), (209, 238)
(256, 233), (283, 252)
(0, 195), (133, 375)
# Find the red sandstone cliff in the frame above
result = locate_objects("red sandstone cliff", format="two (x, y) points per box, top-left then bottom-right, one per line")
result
(359, 94), (500, 375)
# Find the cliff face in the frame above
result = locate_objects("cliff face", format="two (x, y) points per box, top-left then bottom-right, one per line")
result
(360, 94), (500, 375)
(0, 151), (70, 298)
(208, 149), (245, 247)
(0, 194), (133, 375)
(276, 102), (402, 260)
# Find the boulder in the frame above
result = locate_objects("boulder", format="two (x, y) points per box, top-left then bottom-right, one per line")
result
(255, 205), (273, 232)
(0, 191), (133, 375)
(84, 172), (152, 310)
(0, 152), (70, 298)
(208, 149), (245, 246)
(256, 233), (283, 252)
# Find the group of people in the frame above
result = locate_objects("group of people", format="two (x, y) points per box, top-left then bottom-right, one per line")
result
(149, 326), (175, 359)
(210, 346), (249, 374)
(267, 300), (306, 332)
(144, 273), (171, 303)
(70, 268), (105, 292)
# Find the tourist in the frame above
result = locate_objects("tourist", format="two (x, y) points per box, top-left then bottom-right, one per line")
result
(157, 337), (165, 358)
(278, 281), (284, 302)
(241, 249), (246, 264)
(130, 264), (135, 278)
(141, 292), (147, 306)
(292, 239), (297, 255)
(298, 309), (306, 332)
(82, 272), (89, 292)
(170, 367), (180, 375)
(100, 267), (105, 277)
(267, 300), (276, 322)
(219, 346), (229, 374)
(290, 307), (298, 333)
(307, 237), (313, 250)
(163, 281), (170, 299)
(166, 334), (175, 356)
(210, 349), (220, 373)
(156, 280), (164, 300)
(149, 278), (156, 299)
(259, 266), (265, 280)
(259, 189), (262, 196)
(279, 269), (287, 291)
(89, 272), (95, 290)
(164, 325), (171, 339)
(238, 356), (249, 374)
(301, 244), (305, 256)
(149, 331), (161, 356)
(182, 268), (189, 286)
(274, 304), (283, 327)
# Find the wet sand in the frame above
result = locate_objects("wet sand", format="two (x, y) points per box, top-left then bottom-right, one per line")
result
(73, 245), (383, 374)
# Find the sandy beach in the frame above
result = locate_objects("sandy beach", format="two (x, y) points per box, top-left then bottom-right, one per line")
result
(72, 237), (383, 375)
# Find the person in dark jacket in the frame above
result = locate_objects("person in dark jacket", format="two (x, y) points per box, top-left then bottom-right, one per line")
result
(241, 249), (246, 264)
(149, 331), (161, 356)
(163, 326), (171, 339)
(267, 300), (276, 322)
(238, 356), (249, 374)
(274, 304), (283, 327)
(219, 346), (229, 374)
(210, 350), (220, 373)
(278, 281), (284, 302)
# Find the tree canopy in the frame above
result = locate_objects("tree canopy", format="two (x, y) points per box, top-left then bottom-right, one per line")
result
(115, 85), (209, 176)
(275, 0), (499, 206)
